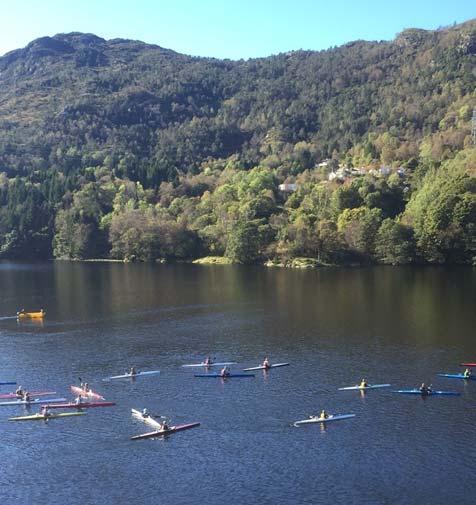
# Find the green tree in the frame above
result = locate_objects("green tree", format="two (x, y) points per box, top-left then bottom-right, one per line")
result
(375, 219), (415, 264)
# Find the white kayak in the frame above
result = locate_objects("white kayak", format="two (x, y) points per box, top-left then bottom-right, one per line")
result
(338, 384), (391, 391)
(182, 362), (237, 368)
(294, 414), (356, 426)
(105, 370), (160, 381)
(243, 363), (290, 371)
(0, 397), (67, 407)
(131, 408), (164, 429)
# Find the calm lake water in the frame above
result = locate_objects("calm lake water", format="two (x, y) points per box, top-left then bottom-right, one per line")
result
(0, 261), (475, 504)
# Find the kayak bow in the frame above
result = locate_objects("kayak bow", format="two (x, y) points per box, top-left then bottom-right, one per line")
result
(294, 414), (356, 426)
(131, 408), (163, 429)
(105, 370), (160, 381)
(243, 363), (290, 371)
(0, 397), (67, 407)
(182, 362), (237, 368)
(17, 310), (45, 319)
(131, 422), (200, 440)
(194, 373), (255, 378)
(70, 386), (105, 400)
(9, 412), (85, 421)
(46, 401), (116, 409)
(392, 389), (461, 396)
(338, 384), (391, 391)
(0, 391), (56, 400)
(438, 373), (476, 381)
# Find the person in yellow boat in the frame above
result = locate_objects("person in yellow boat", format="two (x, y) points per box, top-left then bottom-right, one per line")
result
(318, 409), (329, 420)
(360, 379), (369, 388)
(262, 357), (270, 369)
(463, 368), (472, 378)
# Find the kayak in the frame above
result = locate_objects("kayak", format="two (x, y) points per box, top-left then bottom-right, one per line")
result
(131, 408), (163, 429)
(17, 310), (45, 319)
(338, 384), (391, 391)
(182, 362), (237, 368)
(46, 401), (116, 409)
(9, 412), (85, 421)
(294, 414), (356, 426)
(70, 386), (105, 400)
(0, 397), (67, 407)
(131, 422), (200, 440)
(105, 370), (160, 380)
(243, 363), (290, 371)
(437, 373), (476, 381)
(461, 363), (476, 367)
(0, 382), (17, 386)
(0, 391), (56, 400)
(194, 373), (255, 378)
(392, 389), (461, 396)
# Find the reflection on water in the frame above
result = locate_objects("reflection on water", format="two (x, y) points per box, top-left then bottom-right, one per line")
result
(0, 262), (475, 504)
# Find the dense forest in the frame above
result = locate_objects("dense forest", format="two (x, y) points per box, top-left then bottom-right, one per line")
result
(0, 21), (475, 265)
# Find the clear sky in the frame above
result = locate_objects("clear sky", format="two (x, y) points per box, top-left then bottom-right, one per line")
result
(0, 0), (474, 59)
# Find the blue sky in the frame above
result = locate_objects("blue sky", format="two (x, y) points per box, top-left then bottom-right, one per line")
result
(0, 0), (474, 59)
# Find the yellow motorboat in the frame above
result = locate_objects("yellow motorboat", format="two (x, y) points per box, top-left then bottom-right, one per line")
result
(17, 309), (46, 319)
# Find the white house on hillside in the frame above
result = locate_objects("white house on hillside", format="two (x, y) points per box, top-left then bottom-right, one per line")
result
(278, 183), (297, 192)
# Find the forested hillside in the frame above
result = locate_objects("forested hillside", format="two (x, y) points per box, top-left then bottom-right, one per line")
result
(0, 21), (475, 264)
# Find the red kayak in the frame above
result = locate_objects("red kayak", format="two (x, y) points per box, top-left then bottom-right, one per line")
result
(0, 391), (56, 400)
(70, 385), (105, 401)
(461, 363), (476, 367)
(131, 422), (200, 440)
(46, 401), (116, 409)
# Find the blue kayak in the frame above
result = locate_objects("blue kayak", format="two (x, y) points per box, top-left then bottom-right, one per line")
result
(437, 373), (476, 381)
(194, 373), (255, 378)
(0, 382), (17, 386)
(393, 389), (460, 396)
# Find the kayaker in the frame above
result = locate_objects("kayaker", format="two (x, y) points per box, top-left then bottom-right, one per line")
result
(129, 366), (137, 376)
(22, 391), (31, 402)
(360, 379), (369, 388)
(83, 382), (89, 393)
(262, 357), (270, 369)
(220, 366), (230, 377)
(41, 406), (51, 418)
(319, 409), (329, 420)
(463, 368), (472, 378)
(74, 396), (83, 405)
(204, 356), (212, 366)
(15, 385), (24, 397)
(160, 420), (169, 431)
(419, 383), (432, 394)
(142, 408), (150, 418)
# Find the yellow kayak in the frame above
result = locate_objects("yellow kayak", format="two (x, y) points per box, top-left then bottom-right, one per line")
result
(17, 310), (46, 319)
